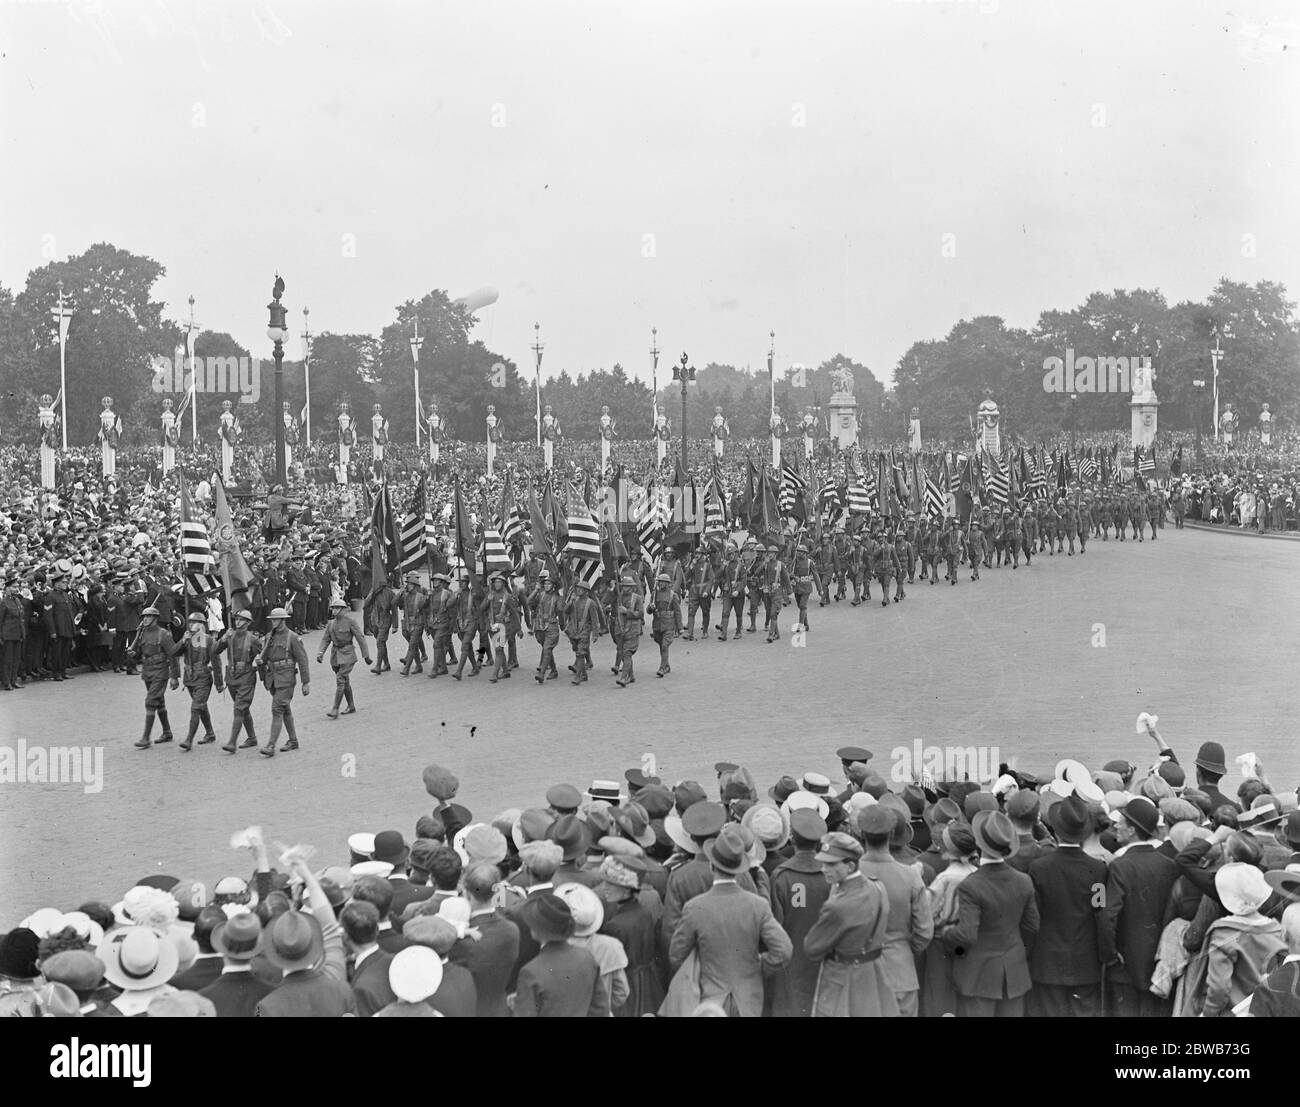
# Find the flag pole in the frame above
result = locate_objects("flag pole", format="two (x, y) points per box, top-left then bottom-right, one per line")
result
(532, 323), (544, 447)
(410, 316), (423, 451)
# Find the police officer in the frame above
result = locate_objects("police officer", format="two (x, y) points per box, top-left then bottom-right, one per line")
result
(651, 571), (682, 677)
(217, 608), (262, 753)
(256, 607), (310, 756)
(533, 571), (562, 684)
(398, 575), (428, 676)
(131, 605), (181, 749)
(683, 549), (714, 641)
(615, 573), (644, 686)
(179, 610), (224, 751)
(563, 579), (604, 685)
(317, 597), (371, 716)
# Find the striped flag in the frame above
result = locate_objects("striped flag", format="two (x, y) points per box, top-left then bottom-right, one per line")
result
(178, 471), (212, 571)
(573, 557), (604, 590)
(185, 571), (222, 597)
(846, 479), (872, 515)
(1139, 445), (1156, 474)
(399, 477), (428, 572)
(923, 472), (944, 521)
(703, 474), (727, 533)
(371, 473), (404, 581)
(984, 451), (1009, 507)
(634, 480), (668, 560)
(779, 458), (806, 515)
(452, 472), (476, 586)
(565, 500), (603, 561)
(481, 527), (512, 574)
(1078, 455), (1098, 482)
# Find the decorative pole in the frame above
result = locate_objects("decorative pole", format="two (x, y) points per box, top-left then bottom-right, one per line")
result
(267, 276), (289, 489)
(650, 326), (660, 432)
(673, 352), (696, 473)
(532, 323), (544, 447)
(187, 295), (199, 445)
(51, 281), (73, 450)
(1210, 332), (1224, 441)
(302, 307), (312, 447)
(410, 316), (423, 450)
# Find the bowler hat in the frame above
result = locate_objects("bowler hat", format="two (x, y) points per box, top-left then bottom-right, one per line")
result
(1049, 794), (1090, 840)
(972, 810), (1015, 858)
(1283, 810), (1300, 849)
(1194, 741), (1228, 777)
(1120, 796), (1160, 838)
(372, 830), (409, 866)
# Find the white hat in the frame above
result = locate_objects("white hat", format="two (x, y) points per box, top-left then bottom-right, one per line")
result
(1215, 862), (1272, 916)
(388, 945), (444, 1003)
(553, 882), (605, 937)
(347, 832), (376, 858)
(782, 790), (830, 820)
(350, 860), (394, 879)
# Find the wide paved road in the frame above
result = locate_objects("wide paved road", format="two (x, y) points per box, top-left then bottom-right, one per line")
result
(3, 524), (1297, 920)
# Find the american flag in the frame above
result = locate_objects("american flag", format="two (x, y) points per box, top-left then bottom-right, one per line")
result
(1138, 446), (1156, 474)
(703, 477), (727, 533)
(185, 571), (221, 597)
(984, 451), (1009, 507)
(178, 470), (212, 571)
(923, 474), (945, 521)
(480, 526), (512, 575)
(633, 481), (668, 560)
(565, 507), (603, 561)
(1079, 456), (1098, 481)
(846, 479), (872, 515)
(502, 505), (526, 549)
(399, 477), (429, 572)
(817, 479), (841, 511)
(779, 459), (806, 515)
(573, 557), (605, 589)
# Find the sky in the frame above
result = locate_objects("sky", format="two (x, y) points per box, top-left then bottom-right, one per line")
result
(1, 0), (1297, 390)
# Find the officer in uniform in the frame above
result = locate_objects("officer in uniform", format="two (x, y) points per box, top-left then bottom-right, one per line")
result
(485, 572), (521, 682)
(426, 571), (455, 678)
(651, 572), (682, 677)
(683, 548), (714, 641)
(533, 571), (562, 684)
(317, 597), (371, 716)
(179, 610), (225, 751)
(939, 519), (961, 585)
(871, 527), (900, 606)
(966, 518), (985, 581)
(0, 577), (25, 690)
(399, 575), (428, 676)
(131, 605), (182, 749)
(256, 607), (310, 756)
(615, 573), (644, 686)
(745, 543), (767, 633)
(759, 544), (791, 642)
(364, 571), (398, 674)
(285, 552), (309, 632)
(563, 579), (604, 685)
(217, 609), (263, 753)
(452, 576), (486, 680)
(42, 568), (78, 682)
(788, 543), (817, 630)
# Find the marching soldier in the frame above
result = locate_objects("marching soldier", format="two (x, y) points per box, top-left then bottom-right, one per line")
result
(452, 576), (486, 680)
(832, 530), (853, 600)
(651, 572), (682, 677)
(717, 544), (746, 641)
(980, 508), (996, 568)
(1147, 488), (1161, 539)
(1061, 497), (1078, 554)
(179, 610), (224, 751)
(788, 542), (817, 630)
(398, 575), (428, 676)
(563, 579), (604, 685)
(851, 533), (872, 605)
(533, 571), (562, 684)
(814, 535), (836, 607)
(485, 572), (521, 682)
(1076, 497), (1088, 554)
(661, 547), (686, 597)
(216, 609), (262, 753)
(891, 529), (909, 602)
(1097, 494), (1113, 540)
(1020, 505), (1036, 565)
(256, 607), (310, 756)
(1114, 494), (1129, 543)
(131, 605), (182, 749)
(1130, 492), (1147, 543)
(966, 519), (985, 581)
(615, 573), (643, 686)
(317, 597), (371, 716)
(902, 514), (920, 584)
(745, 542), (767, 634)
(683, 549), (714, 641)
(940, 519), (962, 585)
(1004, 508), (1022, 569)
(759, 544), (791, 642)
(364, 571), (398, 674)
(1170, 485), (1185, 529)
(871, 526), (900, 606)
(919, 520), (940, 585)
(426, 571), (455, 678)
(991, 509), (1007, 567)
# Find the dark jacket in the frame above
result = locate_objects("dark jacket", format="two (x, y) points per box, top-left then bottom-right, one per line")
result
(1098, 842), (1180, 990)
(1027, 845), (1108, 985)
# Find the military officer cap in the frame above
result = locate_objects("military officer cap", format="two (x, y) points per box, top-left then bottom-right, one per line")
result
(142, 605), (160, 617)
(187, 611), (206, 624)
(233, 609), (254, 623)
(814, 832), (864, 864)
(268, 607), (290, 620)
(837, 745), (873, 764)
(546, 783), (583, 812)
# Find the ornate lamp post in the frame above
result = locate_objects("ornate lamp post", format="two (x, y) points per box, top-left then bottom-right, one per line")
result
(671, 352), (696, 471)
(267, 275), (289, 487)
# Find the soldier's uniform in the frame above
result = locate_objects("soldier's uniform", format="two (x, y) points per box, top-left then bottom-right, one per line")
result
(919, 523), (940, 585)
(1147, 490), (1161, 538)
(1003, 509), (1021, 569)
(452, 581), (487, 680)
(940, 521), (962, 584)
(317, 600), (371, 715)
(1076, 499), (1088, 554)
(832, 532), (853, 600)
(563, 582), (604, 684)
(179, 611), (225, 751)
(615, 575), (644, 686)
(718, 549), (746, 640)
(304, 564), (322, 630)
(891, 531), (909, 601)
(426, 573), (455, 677)
(787, 544), (816, 631)
(661, 551), (686, 598)
(1131, 495), (1147, 543)
(484, 576), (521, 682)
(1114, 496), (1129, 542)
(257, 610), (311, 756)
(650, 573), (682, 676)
(1170, 487), (1185, 529)
(533, 575), (562, 683)
(131, 607), (182, 749)
(814, 538), (837, 606)
(366, 577), (398, 673)
(871, 530), (901, 605)
(1098, 496), (1113, 540)
(902, 517), (920, 583)
(285, 557), (309, 632)
(745, 545), (766, 632)
(966, 522), (985, 580)
(399, 580), (428, 675)
(980, 511), (996, 568)
(683, 553), (714, 640)
(216, 610), (263, 752)
(1020, 507), (1037, 564)
(759, 546), (791, 642)
(852, 535), (872, 604)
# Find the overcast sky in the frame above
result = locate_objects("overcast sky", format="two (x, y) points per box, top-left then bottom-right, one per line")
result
(2, 0), (1297, 389)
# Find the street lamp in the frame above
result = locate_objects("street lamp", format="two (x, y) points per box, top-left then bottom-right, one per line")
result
(1192, 378), (1205, 459)
(671, 352), (696, 471)
(267, 275), (289, 487)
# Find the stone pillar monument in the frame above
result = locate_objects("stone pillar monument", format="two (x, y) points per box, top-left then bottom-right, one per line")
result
(976, 391), (1001, 455)
(827, 366), (859, 450)
(1129, 358), (1158, 450)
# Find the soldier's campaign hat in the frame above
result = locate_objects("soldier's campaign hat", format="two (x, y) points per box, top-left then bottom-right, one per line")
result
(814, 832), (864, 864)
(267, 607), (290, 620)
(141, 605), (160, 617)
(186, 611), (206, 624)
(430, 572), (450, 583)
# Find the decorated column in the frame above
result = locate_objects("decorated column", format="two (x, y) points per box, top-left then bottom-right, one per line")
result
(769, 408), (784, 469)
(801, 406), (816, 461)
(160, 397), (178, 475)
(909, 407), (922, 452)
(371, 403), (389, 465)
(599, 405), (615, 471)
(37, 392), (59, 489)
(976, 390), (1001, 455)
(99, 396), (122, 478)
(337, 400), (355, 474)
(1259, 403), (1273, 446)
(1129, 359), (1159, 450)
(654, 403), (670, 466)
(711, 406), (729, 459)
(427, 400), (442, 465)
(218, 399), (240, 484)
(541, 404), (559, 469)
(1219, 403), (1239, 447)
(827, 366), (860, 450)
(486, 404), (501, 478)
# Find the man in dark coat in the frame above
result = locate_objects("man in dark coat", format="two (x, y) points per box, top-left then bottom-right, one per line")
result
(450, 862), (520, 1017)
(767, 809), (830, 1017)
(512, 893), (607, 1017)
(198, 915), (275, 1017)
(1249, 901), (1300, 1017)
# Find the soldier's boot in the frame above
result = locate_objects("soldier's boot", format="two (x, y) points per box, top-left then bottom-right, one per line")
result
(895, 584), (905, 601)
(198, 709), (217, 743)
(656, 642), (670, 676)
(400, 651), (412, 676)
(342, 686), (356, 713)
(508, 641), (519, 670)
(223, 710), (241, 753)
(240, 711), (259, 749)
(135, 710), (156, 749)
(155, 709), (174, 744)
(571, 656), (585, 686)
(370, 643), (384, 675)
(381, 643), (392, 672)
(261, 714), (281, 757)
(700, 608), (710, 639)
(280, 711), (299, 752)
(746, 613), (756, 633)
(327, 689), (343, 718)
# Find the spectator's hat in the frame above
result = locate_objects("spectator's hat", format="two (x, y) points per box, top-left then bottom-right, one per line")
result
(372, 830), (409, 867)
(347, 832), (375, 861)
(511, 808), (555, 851)
(547, 814), (590, 862)
(1216, 862), (1272, 916)
(38, 949), (105, 993)
(554, 883), (604, 937)
(422, 764), (459, 802)
(782, 789), (830, 820)
(971, 810), (1015, 858)
(702, 827), (750, 875)
(741, 804), (790, 852)
(1263, 868), (1300, 903)
(210, 914), (263, 961)
(801, 771), (831, 796)
(516, 892), (574, 943)
(96, 926), (179, 991)
(546, 783), (583, 812)
(262, 911), (324, 973)
(612, 802), (656, 849)
(388, 946), (443, 1003)
(1194, 741), (1228, 776)
(1241, 795), (1286, 829)
(814, 832), (864, 864)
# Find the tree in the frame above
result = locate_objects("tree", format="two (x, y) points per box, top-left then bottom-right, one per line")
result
(294, 332), (379, 436)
